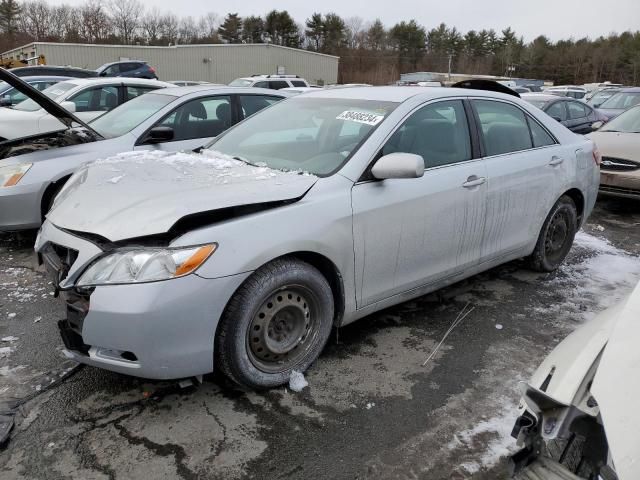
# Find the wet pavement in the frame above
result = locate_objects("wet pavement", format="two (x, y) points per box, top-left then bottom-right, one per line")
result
(0, 198), (639, 480)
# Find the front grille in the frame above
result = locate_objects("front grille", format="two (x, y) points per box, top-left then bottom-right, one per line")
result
(600, 156), (640, 172)
(58, 290), (91, 355)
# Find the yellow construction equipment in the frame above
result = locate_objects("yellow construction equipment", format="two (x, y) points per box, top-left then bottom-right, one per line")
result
(0, 55), (46, 70)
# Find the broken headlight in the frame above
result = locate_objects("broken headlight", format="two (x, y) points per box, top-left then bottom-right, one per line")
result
(76, 244), (216, 287)
(0, 163), (32, 187)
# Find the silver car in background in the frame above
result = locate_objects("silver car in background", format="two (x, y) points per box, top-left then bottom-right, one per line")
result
(36, 85), (600, 389)
(0, 71), (288, 231)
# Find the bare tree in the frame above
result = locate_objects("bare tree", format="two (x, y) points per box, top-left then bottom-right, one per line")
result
(80, 0), (111, 43)
(345, 16), (366, 49)
(198, 11), (218, 41)
(142, 7), (162, 44)
(178, 16), (199, 44)
(159, 12), (178, 45)
(108, 0), (143, 44)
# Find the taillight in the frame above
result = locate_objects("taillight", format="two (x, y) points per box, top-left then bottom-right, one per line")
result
(592, 145), (602, 166)
(149, 66), (156, 73)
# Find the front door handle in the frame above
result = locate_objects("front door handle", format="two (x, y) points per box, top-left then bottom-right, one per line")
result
(549, 156), (564, 166)
(462, 175), (486, 188)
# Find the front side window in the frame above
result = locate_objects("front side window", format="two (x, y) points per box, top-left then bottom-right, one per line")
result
(69, 86), (119, 112)
(209, 97), (397, 176)
(474, 100), (533, 156)
(159, 95), (233, 141)
(382, 100), (471, 168)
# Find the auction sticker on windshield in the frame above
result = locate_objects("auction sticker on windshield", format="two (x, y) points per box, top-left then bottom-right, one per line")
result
(336, 110), (385, 126)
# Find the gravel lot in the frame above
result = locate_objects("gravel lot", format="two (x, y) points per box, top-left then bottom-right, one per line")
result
(1, 198), (639, 480)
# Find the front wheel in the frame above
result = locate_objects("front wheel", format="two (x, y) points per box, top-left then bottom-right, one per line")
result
(528, 195), (578, 272)
(215, 258), (334, 389)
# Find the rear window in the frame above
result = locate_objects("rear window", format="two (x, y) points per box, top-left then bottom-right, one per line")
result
(291, 80), (307, 87)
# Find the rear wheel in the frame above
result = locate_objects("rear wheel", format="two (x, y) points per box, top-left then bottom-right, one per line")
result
(216, 258), (334, 389)
(528, 195), (577, 272)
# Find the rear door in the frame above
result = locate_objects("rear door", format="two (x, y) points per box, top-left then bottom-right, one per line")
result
(352, 99), (487, 307)
(472, 98), (562, 262)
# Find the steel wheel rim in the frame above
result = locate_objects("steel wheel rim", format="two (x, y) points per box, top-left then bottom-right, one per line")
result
(247, 287), (318, 374)
(545, 210), (570, 259)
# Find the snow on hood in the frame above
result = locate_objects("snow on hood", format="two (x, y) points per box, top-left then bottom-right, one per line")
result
(592, 280), (640, 480)
(47, 150), (318, 241)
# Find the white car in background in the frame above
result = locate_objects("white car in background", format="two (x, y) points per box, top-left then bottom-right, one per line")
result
(511, 281), (640, 480)
(0, 77), (172, 140)
(229, 74), (310, 90)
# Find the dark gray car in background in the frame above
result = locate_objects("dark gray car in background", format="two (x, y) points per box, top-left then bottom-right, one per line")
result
(522, 93), (607, 133)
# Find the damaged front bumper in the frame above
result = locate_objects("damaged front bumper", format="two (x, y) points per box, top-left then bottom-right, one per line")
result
(36, 220), (251, 379)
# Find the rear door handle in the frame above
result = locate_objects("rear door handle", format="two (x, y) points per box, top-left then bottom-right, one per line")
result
(549, 156), (564, 166)
(462, 175), (486, 188)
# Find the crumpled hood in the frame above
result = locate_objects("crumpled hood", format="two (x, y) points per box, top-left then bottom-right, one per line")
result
(47, 150), (318, 241)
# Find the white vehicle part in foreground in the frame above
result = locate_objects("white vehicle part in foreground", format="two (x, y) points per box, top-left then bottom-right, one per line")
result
(592, 281), (640, 480)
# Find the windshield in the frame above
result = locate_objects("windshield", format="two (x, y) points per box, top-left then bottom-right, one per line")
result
(90, 93), (176, 138)
(600, 106), (640, 133)
(208, 97), (398, 176)
(13, 81), (76, 112)
(229, 79), (253, 87)
(599, 92), (640, 110)
(587, 90), (619, 106)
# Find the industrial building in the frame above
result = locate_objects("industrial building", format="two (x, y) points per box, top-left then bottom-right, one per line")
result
(0, 42), (339, 85)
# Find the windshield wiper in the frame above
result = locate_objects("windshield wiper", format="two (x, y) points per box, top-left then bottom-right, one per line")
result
(232, 155), (259, 167)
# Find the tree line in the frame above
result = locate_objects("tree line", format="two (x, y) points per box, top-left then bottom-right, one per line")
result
(1, 0), (639, 85)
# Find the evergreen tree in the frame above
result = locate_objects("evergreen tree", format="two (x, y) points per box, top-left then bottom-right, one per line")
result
(218, 13), (242, 44)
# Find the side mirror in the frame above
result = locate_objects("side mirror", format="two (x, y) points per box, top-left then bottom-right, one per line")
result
(98, 70), (107, 77)
(60, 101), (76, 112)
(591, 121), (604, 131)
(142, 126), (174, 144)
(371, 153), (424, 180)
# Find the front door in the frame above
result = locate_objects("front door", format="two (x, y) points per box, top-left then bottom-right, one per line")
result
(352, 99), (487, 308)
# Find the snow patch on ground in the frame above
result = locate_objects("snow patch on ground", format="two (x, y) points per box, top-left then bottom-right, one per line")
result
(448, 396), (520, 474)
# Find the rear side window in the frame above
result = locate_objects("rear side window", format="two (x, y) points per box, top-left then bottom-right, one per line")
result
(69, 86), (119, 112)
(473, 100), (533, 156)
(382, 100), (471, 168)
(239, 95), (282, 118)
(291, 80), (307, 87)
(268, 80), (289, 90)
(546, 101), (567, 121)
(253, 81), (269, 88)
(126, 86), (158, 100)
(528, 118), (556, 148)
(567, 101), (589, 119)
(158, 95), (233, 141)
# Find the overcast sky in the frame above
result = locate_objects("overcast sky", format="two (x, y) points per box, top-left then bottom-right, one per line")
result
(47, 0), (639, 42)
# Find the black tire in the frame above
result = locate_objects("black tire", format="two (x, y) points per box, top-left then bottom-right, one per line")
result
(216, 257), (334, 389)
(529, 195), (578, 272)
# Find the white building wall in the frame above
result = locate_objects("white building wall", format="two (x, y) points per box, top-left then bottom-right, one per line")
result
(1, 43), (339, 85)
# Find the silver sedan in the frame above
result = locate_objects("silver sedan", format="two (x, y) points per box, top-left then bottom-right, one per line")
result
(35, 85), (600, 389)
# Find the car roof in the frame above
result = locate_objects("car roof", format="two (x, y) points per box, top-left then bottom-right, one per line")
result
(0, 75), (70, 83)
(619, 87), (640, 93)
(59, 78), (170, 88)
(152, 85), (292, 97)
(100, 60), (147, 67)
(296, 85), (523, 103)
(11, 65), (93, 73)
